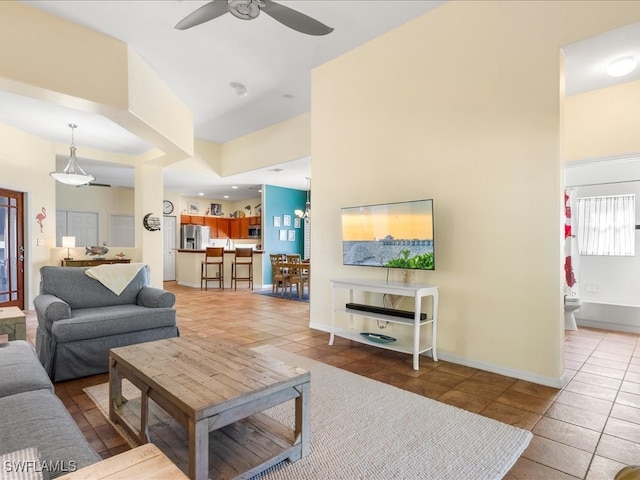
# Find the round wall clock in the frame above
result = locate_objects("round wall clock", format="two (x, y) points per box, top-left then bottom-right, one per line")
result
(163, 200), (174, 215)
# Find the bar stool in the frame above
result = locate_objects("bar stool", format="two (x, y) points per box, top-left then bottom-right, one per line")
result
(232, 247), (254, 290)
(201, 247), (224, 290)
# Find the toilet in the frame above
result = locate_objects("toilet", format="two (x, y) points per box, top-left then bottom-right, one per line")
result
(564, 296), (581, 330)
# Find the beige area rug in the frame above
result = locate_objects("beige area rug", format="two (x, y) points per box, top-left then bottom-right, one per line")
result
(85, 346), (531, 479)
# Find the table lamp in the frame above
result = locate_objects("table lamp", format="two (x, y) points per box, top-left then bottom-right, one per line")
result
(62, 236), (76, 260)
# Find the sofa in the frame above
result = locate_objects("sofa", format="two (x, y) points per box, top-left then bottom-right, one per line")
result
(0, 340), (100, 478)
(34, 264), (178, 382)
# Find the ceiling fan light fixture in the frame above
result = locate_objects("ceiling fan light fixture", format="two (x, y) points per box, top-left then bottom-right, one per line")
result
(607, 56), (637, 77)
(229, 0), (263, 20)
(50, 124), (95, 187)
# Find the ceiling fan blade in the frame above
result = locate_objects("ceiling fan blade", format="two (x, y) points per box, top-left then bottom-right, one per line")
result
(175, 0), (229, 30)
(261, 0), (334, 36)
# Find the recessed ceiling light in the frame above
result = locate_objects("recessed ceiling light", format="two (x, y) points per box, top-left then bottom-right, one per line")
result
(607, 56), (638, 77)
(224, 195), (229, 199)
(232, 186), (238, 189)
(198, 192), (204, 196)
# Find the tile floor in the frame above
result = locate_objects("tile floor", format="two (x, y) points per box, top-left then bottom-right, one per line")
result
(19, 282), (640, 479)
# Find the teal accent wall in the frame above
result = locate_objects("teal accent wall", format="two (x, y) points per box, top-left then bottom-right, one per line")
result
(263, 185), (307, 284)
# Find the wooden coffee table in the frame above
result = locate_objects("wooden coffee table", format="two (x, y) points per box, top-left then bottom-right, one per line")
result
(109, 336), (310, 480)
(0, 307), (26, 341)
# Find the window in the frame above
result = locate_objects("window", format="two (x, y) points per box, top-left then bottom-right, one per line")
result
(576, 194), (635, 256)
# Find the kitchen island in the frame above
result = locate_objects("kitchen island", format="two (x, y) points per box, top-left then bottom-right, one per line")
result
(176, 249), (264, 289)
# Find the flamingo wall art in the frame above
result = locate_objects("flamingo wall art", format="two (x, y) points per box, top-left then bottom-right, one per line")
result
(36, 207), (46, 233)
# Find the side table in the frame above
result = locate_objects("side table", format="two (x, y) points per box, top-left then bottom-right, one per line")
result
(0, 307), (26, 341)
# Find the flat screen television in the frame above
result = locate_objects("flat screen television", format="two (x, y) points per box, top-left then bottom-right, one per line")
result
(341, 199), (435, 270)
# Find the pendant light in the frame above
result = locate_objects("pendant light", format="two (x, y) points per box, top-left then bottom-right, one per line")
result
(295, 177), (311, 219)
(50, 124), (95, 186)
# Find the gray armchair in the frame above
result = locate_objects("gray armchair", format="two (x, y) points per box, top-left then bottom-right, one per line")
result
(35, 265), (178, 382)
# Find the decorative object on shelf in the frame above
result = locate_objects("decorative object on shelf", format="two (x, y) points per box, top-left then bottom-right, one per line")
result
(188, 202), (199, 214)
(115, 252), (126, 259)
(35, 207), (46, 233)
(211, 203), (222, 216)
(85, 246), (109, 260)
(143, 213), (161, 232)
(233, 210), (246, 218)
(254, 203), (261, 217)
(244, 205), (252, 215)
(295, 177), (311, 219)
(50, 124), (95, 186)
(360, 332), (396, 344)
(62, 236), (75, 260)
(162, 200), (174, 215)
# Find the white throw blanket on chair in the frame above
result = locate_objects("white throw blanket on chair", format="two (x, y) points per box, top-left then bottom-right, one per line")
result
(85, 263), (146, 295)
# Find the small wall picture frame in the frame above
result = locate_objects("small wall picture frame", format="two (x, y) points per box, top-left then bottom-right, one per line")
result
(188, 202), (199, 214)
(294, 217), (301, 228)
(210, 203), (222, 216)
(273, 216), (281, 227)
(283, 214), (291, 227)
(288, 230), (295, 242)
(279, 229), (287, 241)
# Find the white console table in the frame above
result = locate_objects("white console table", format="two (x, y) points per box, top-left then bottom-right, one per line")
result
(330, 278), (439, 370)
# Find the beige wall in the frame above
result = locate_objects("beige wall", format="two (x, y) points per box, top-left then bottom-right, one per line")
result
(221, 113), (311, 176)
(564, 80), (640, 162)
(56, 184), (135, 246)
(310, 1), (640, 386)
(0, 124), (57, 307)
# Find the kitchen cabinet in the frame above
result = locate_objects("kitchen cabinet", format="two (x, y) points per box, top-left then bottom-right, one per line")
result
(217, 218), (230, 238)
(204, 217), (218, 238)
(180, 215), (205, 225)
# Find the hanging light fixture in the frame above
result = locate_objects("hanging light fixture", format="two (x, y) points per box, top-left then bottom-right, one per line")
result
(50, 124), (95, 186)
(295, 177), (311, 219)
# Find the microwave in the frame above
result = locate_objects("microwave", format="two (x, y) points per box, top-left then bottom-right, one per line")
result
(248, 226), (261, 238)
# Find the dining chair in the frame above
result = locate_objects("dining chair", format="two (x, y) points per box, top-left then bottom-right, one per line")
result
(232, 247), (254, 290)
(201, 247), (224, 290)
(285, 254), (309, 299)
(269, 254), (288, 294)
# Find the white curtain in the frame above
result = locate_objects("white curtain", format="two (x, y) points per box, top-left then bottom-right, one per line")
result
(576, 194), (635, 256)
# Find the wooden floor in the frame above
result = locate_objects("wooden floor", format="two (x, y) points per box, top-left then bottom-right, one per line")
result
(19, 282), (640, 479)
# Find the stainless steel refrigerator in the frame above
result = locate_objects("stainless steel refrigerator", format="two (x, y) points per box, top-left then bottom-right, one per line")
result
(180, 225), (210, 250)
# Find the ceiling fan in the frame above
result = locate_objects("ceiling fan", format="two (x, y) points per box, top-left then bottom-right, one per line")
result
(175, 0), (334, 36)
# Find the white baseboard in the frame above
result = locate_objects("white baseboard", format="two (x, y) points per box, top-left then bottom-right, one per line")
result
(576, 319), (640, 334)
(309, 322), (566, 389)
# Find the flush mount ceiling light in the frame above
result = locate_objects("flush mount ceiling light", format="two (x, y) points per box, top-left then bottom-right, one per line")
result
(50, 124), (95, 186)
(607, 56), (638, 77)
(230, 82), (248, 97)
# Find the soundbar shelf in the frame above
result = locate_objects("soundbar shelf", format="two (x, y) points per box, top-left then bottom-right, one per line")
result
(339, 307), (433, 326)
(330, 278), (439, 370)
